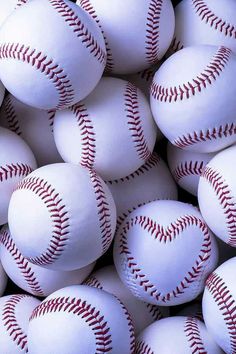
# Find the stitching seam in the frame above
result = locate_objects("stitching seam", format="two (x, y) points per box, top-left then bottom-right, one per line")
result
(16, 176), (70, 266)
(145, 0), (163, 64)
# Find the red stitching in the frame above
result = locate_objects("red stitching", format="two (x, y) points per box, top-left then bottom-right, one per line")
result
(30, 296), (113, 353)
(193, 0), (236, 39)
(151, 46), (231, 102)
(174, 123), (236, 149)
(119, 215), (211, 303)
(47, 109), (56, 133)
(137, 67), (156, 83)
(16, 176), (70, 266)
(84, 275), (103, 289)
(16, 0), (28, 6)
(115, 297), (135, 353)
(89, 170), (113, 253)
(0, 43), (74, 110)
(173, 160), (205, 182)
(2, 295), (29, 352)
(202, 166), (236, 246)
(0, 229), (44, 296)
(70, 103), (96, 168)
(124, 82), (151, 161)
(184, 317), (206, 353)
(136, 340), (154, 354)
(50, 0), (106, 65)
(145, 303), (163, 321)
(145, 0), (163, 64)
(206, 272), (236, 353)
(79, 0), (113, 71)
(3, 95), (22, 135)
(171, 37), (184, 53)
(0, 163), (33, 182)
(106, 153), (160, 185)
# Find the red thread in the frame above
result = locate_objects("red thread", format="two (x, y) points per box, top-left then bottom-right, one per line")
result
(107, 153), (160, 185)
(174, 123), (236, 149)
(47, 109), (56, 133)
(89, 170), (113, 252)
(70, 103), (96, 168)
(151, 46), (231, 102)
(119, 215), (212, 303)
(173, 160), (205, 182)
(184, 317), (206, 353)
(84, 275), (103, 289)
(2, 295), (29, 352)
(79, 0), (113, 72)
(115, 297), (135, 353)
(192, 0), (236, 38)
(0, 43), (74, 110)
(0, 163), (33, 182)
(125, 82), (151, 161)
(206, 272), (236, 353)
(16, 176), (70, 266)
(145, 0), (163, 65)
(1, 229), (44, 296)
(50, 0), (106, 65)
(3, 96), (22, 136)
(30, 296), (113, 353)
(171, 37), (184, 53)
(145, 303), (163, 321)
(203, 166), (236, 246)
(136, 340), (154, 354)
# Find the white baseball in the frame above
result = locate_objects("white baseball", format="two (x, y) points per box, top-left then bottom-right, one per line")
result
(0, 226), (95, 297)
(0, 94), (62, 166)
(172, 0), (236, 54)
(167, 142), (216, 196)
(198, 145), (236, 247)
(54, 77), (157, 180)
(136, 316), (223, 354)
(0, 260), (7, 296)
(0, 0), (29, 28)
(0, 294), (40, 353)
(8, 163), (116, 271)
(114, 200), (218, 306)
(151, 45), (236, 153)
(0, 127), (37, 225)
(27, 285), (135, 354)
(0, 0), (106, 110)
(203, 257), (236, 354)
(84, 265), (169, 335)
(106, 152), (177, 227)
(78, 0), (175, 74)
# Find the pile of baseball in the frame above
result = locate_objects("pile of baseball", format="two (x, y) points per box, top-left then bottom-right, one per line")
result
(0, 0), (235, 353)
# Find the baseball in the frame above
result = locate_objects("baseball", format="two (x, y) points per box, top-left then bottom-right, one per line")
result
(84, 265), (168, 335)
(176, 302), (203, 322)
(8, 163), (116, 270)
(167, 142), (216, 196)
(198, 144), (236, 246)
(0, 127), (37, 225)
(203, 257), (236, 354)
(78, 0), (175, 74)
(151, 45), (236, 152)
(0, 294), (40, 353)
(172, 0), (236, 54)
(106, 152), (177, 227)
(0, 225), (95, 297)
(114, 200), (218, 306)
(0, 0), (106, 110)
(0, 260), (7, 296)
(27, 285), (135, 354)
(136, 316), (223, 354)
(0, 94), (62, 166)
(53, 77), (157, 180)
